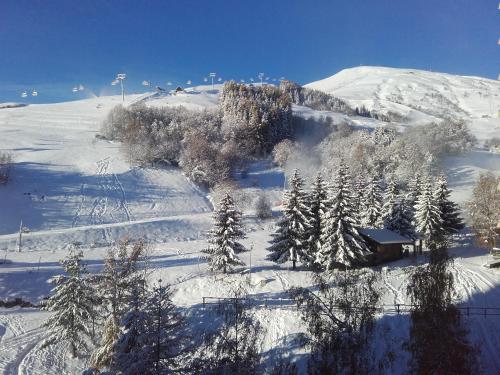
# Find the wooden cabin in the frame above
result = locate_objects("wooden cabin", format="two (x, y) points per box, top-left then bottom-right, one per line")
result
(359, 228), (415, 264)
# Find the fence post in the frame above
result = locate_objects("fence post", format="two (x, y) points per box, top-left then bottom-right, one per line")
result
(203, 297), (205, 307)
(467, 306), (469, 316)
(396, 304), (400, 315)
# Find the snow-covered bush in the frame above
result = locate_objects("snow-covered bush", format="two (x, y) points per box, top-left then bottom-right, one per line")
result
(254, 193), (272, 219)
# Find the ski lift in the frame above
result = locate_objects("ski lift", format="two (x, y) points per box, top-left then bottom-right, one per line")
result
(31, 90), (38, 97)
(21, 91), (28, 98)
(111, 80), (118, 86)
(72, 87), (79, 93)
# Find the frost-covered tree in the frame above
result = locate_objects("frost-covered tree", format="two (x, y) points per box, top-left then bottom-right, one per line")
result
(203, 193), (246, 273)
(381, 179), (398, 223)
(111, 283), (185, 375)
(317, 163), (370, 269)
(91, 240), (148, 369)
(468, 172), (500, 248)
(42, 249), (95, 358)
(360, 177), (384, 228)
(385, 194), (416, 240)
(267, 170), (312, 269)
(414, 178), (443, 246)
(434, 175), (464, 236)
(308, 172), (329, 263)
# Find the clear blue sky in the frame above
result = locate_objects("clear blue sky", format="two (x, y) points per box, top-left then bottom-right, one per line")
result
(1, 0), (499, 103)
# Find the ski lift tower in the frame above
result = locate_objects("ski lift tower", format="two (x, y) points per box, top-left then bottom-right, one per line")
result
(113, 73), (127, 102)
(258, 72), (265, 86)
(209, 72), (216, 90)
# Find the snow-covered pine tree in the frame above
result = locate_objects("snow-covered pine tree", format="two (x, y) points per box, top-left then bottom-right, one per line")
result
(317, 163), (371, 269)
(111, 285), (151, 374)
(111, 282), (185, 375)
(203, 193), (246, 273)
(381, 179), (398, 224)
(352, 176), (366, 215)
(91, 240), (147, 369)
(308, 172), (329, 265)
(42, 248), (95, 358)
(407, 172), (422, 208)
(434, 174), (464, 235)
(360, 176), (384, 228)
(267, 170), (312, 269)
(385, 194), (416, 240)
(414, 178), (443, 246)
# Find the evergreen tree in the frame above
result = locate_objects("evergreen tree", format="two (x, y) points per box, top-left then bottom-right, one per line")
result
(381, 179), (398, 224)
(385, 194), (416, 240)
(267, 170), (312, 269)
(308, 172), (329, 265)
(434, 175), (464, 235)
(414, 178), (443, 246)
(317, 163), (370, 269)
(111, 283), (185, 375)
(360, 176), (384, 228)
(203, 193), (246, 273)
(352, 177), (366, 214)
(42, 248), (95, 358)
(91, 240), (147, 369)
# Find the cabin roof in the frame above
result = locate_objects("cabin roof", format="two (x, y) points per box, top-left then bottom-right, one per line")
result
(359, 228), (414, 245)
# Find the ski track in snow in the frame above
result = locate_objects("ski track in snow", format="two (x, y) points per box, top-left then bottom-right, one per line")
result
(71, 157), (132, 244)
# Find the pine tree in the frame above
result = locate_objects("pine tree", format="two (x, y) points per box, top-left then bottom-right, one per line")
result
(414, 178), (443, 246)
(267, 170), (312, 269)
(203, 193), (246, 273)
(91, 240), (147, 369)
(360, 176), (384, 228)
(42, 248), (95, 358)
(111, 283), (185, 375)
(381, 179), (398, 224)
(317, 163), (370, 269)
(308, 172), (329, 265)
(352, 177), (366, 214)
(385, 194), (416, 240)
(434, 175), (464, 235)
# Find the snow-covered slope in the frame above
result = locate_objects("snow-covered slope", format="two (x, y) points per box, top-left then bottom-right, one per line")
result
(306, 66), (500, 141)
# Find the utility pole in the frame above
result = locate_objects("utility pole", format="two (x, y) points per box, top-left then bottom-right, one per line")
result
(18, 220), (22, 252)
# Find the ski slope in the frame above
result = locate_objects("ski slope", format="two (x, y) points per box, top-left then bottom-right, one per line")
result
(306, 66), (500, 141)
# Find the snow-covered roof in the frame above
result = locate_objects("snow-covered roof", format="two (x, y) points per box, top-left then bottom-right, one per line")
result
(359, 228), (414, 245)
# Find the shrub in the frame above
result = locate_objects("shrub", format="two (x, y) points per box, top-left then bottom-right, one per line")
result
(254, 193), (273, 219)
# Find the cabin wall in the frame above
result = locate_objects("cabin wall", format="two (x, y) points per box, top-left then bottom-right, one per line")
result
(376, 243), (403, 262)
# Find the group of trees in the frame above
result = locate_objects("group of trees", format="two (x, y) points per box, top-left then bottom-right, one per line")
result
(265, 166), (463, 270)
(42, 240), (267, 374)
(101, 81), (293, 188)
(42, 240), (192, 374)
(314, 120), (475, 183)
(201, 164), (464, 274)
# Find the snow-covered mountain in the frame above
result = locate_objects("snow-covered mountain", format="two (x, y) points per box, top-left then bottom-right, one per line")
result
(306, 66), (500, 140)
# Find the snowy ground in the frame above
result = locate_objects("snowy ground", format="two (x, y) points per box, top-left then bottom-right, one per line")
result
(1, 78), (500, 373)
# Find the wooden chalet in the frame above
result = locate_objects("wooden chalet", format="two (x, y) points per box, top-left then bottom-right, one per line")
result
(359, 228), (415, 264)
